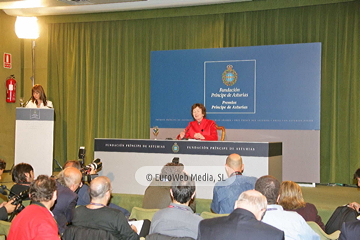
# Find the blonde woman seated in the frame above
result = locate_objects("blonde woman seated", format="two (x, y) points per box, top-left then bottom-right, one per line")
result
(278, 181), (325, 231)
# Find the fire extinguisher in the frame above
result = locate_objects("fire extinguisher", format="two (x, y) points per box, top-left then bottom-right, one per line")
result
(6, 75), (16, 103)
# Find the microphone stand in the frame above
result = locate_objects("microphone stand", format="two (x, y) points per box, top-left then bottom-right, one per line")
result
(22, 96), (32, 108)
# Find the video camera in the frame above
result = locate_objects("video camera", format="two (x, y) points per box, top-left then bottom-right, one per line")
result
(76, 146), (103, 183)
(80, 158), (103, 183)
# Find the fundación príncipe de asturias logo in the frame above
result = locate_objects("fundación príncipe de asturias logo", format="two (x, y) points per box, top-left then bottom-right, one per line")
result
(222, 65), (238, 86)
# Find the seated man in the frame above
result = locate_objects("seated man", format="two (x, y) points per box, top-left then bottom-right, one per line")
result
(211, 153), (257, 214)
(255, 175), (319, 240)
(63, 160), (130, 217)
(71, 176), (139, 240)
(149, 174), (202, 239)
(52, 167), (82, 235)
(198, 190), (284, 240)
(10, 163), (35, 199)
(8, 175), (59, 240)
(143, 161), (195, 212)
(0, 159), (16, 220)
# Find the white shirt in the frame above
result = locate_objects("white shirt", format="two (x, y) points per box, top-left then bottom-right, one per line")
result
(262, 204), (320, 240)
(25, 100), (53, 109)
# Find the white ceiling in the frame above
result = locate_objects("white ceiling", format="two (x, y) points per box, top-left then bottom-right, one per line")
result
(0, 0), (250, 17)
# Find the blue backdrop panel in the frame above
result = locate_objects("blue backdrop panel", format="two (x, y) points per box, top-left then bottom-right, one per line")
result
(150, 43), (321, 130)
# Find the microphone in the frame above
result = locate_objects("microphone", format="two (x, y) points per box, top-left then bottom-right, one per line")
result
(23, 96), (32, 108)
(181, 126), (190, 140)
(201, 129), (204, 132)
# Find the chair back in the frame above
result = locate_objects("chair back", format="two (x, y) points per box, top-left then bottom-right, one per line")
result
(307, 221), (340, 240)
(0, 220), (11, 237)
(146, 233), (195, 240)
(200, 211), (229, 219)
(215, 125), (226, 141)
(130, 207), (159, 221)
(63, 225), (117, 240)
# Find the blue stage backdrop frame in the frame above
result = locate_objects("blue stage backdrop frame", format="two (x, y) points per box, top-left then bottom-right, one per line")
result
(150, 43), (321, 130)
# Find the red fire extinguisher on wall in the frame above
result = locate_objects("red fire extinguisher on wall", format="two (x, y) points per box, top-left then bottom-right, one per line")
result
(6, 75), (16, 103)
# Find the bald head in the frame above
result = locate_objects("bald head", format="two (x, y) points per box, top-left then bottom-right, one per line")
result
(89, 176), (111, 201)
(226, 153), (243, 172)
(57, 167), (82, 192)
(235, 190), (267, 220)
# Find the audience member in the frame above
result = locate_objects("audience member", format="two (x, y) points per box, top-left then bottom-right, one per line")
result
(52, 167), (82, 235)
(211, 153), (257, 214)
(198, 189), (284, 240)
(255, 175), (319, 240)
(10, 163), (34, 199)
(0, 159), (6, 181)
(0, 159), (16, 220)
(338, 220), (360, 240)
(63, 160), (130, 217)
(8, 175), (59, 240)
(149, 174), (202, 239)
(143, 162), (196, 212)
(71, 176), (139, 240)
(278, 180), (325, 230)
(347, 168), (360, 211)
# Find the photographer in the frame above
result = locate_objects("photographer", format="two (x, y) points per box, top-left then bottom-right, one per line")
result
(0, 159), (16, 220)
(63, 160), (130, 217)
(9, 163), (34, 200)
(52, 167), (82, 235)
(8, 175), (59, 240)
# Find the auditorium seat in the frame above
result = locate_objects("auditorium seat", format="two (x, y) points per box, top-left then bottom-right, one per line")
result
(200, 211), (229, 219)
(129, 207), (159, 221)
(63, 225), (117, 240)
(307, 221), (340, 240)
(0, 220), (11, 237)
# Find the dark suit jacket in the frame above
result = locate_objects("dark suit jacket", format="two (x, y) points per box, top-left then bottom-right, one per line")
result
(51, 181), (78, 235)
(197, 208), (284, 240)
(339, 220), (360, 240)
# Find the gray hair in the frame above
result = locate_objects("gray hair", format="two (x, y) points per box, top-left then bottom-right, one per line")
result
(56, 167), (81, 188)
(236, 190), (267, 211)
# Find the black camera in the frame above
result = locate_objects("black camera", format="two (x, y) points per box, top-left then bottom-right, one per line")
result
(8, 189), (29, 221)
(10, 189), (29, 206)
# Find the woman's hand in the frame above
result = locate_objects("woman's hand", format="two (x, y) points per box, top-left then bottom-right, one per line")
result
(194, 133), (205, 140)
(179, 131), (185, 139)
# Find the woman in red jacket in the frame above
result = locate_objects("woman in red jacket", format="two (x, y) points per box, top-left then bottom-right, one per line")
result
(177, 103), (218, 141)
